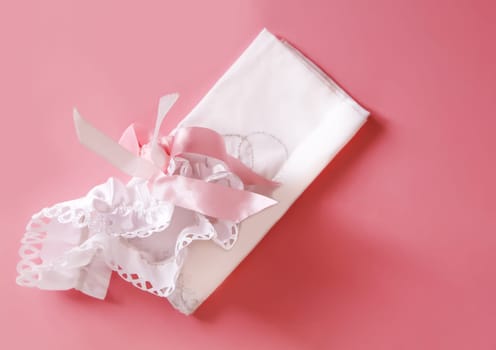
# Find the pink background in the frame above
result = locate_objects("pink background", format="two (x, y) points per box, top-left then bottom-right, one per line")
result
(1, 0), (495, 349)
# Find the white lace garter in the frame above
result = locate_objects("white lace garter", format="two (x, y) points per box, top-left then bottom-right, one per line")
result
(16, 94), (278, 301)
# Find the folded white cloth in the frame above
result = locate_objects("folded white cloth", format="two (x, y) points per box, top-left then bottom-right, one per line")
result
(16, 28), (368, 315)
(168, 28), (369, 314)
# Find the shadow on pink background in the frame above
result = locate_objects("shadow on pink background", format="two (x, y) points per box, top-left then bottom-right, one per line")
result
(1, 0), (495, 349)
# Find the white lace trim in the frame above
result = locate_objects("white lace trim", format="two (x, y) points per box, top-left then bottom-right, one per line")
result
(16, 154), (241, 299)
(16, 214), (48, 287)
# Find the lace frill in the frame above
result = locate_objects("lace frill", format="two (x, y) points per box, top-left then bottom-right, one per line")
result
(16, 154), (241, 299)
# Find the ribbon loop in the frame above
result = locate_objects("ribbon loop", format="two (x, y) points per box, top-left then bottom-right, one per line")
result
(73, 94), (278, 223)
(73, 108), (159, 179)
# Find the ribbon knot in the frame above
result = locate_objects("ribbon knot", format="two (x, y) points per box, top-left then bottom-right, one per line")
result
(73, 94), (278, 222)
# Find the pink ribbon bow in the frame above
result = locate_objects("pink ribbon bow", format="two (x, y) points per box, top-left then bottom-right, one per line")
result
(73, 94), (278, 223)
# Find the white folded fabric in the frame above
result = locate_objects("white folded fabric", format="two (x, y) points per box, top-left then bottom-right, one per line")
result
(16, 28), (368, 315)
(168, 28), (369, 314)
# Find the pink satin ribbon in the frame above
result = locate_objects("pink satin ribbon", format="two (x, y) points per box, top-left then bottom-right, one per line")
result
(74, 94), (279, 223)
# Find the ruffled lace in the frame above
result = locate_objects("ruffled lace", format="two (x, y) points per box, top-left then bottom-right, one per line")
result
(16, 153), (242, 299)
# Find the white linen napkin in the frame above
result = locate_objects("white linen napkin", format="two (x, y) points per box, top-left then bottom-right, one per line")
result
(167, 28), (369, 314)
(16, 28), (368, 312)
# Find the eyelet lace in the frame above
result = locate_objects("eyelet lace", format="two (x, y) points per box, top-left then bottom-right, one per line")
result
(16, 154), (241, 299)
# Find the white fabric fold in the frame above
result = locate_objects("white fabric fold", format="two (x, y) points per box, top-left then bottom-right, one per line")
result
(167, 28), (369, 314)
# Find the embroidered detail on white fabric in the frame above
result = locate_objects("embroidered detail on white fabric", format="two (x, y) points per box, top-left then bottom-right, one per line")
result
(167, 272), (201, 315)
(223, 132), (289, 179)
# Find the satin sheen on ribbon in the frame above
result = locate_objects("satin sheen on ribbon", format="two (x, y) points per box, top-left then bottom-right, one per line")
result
(73, 109), (160, 179)
(73, 94), (278, 223)
(170, 127), (279, 191)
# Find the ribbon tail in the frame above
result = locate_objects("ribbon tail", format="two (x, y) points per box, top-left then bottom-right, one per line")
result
(73, 108), (159, 179)
(153, 93), (179, 142)
(118, 124), (141, 156)
(148, 93), (180, 167)
(152, 175), (277, 222)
